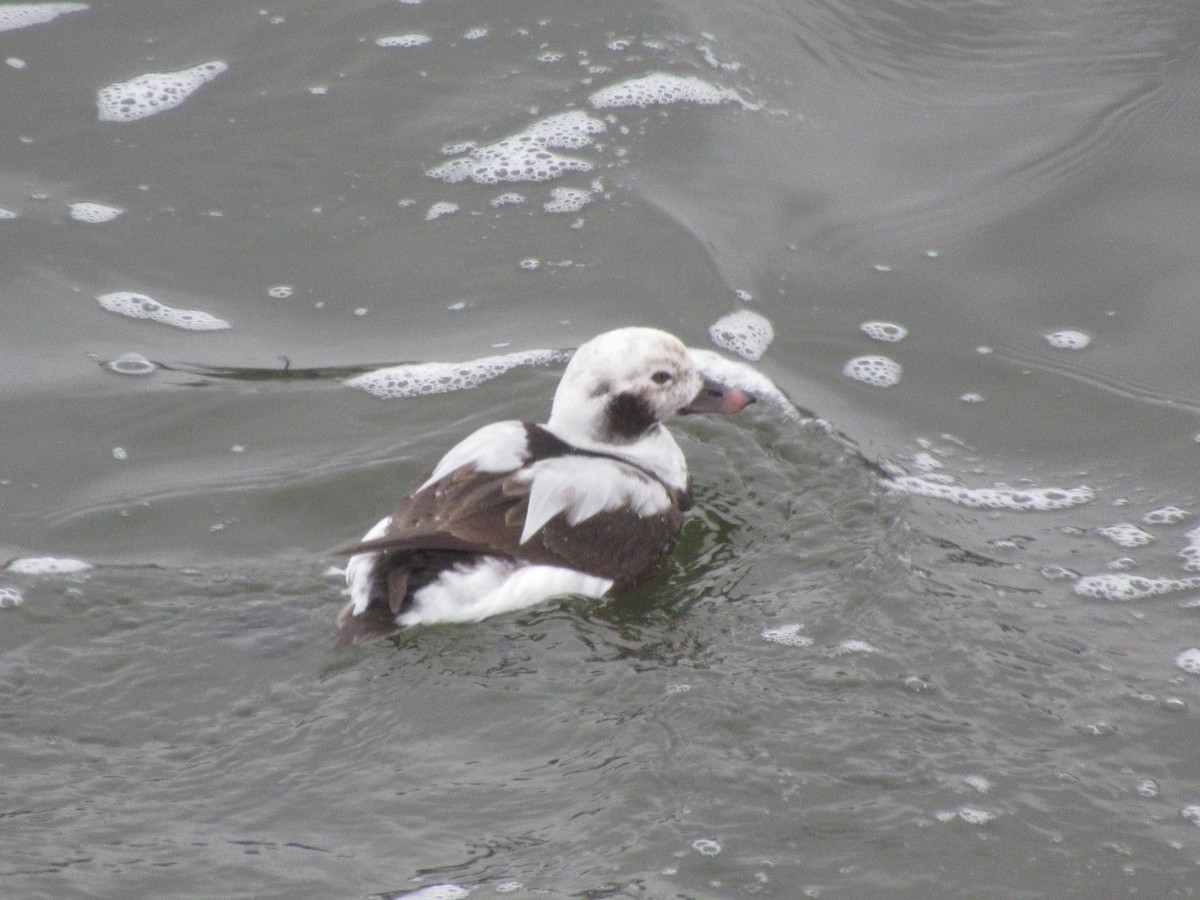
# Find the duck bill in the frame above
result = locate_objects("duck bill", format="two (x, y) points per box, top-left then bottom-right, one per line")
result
(680, 377), (756, 415)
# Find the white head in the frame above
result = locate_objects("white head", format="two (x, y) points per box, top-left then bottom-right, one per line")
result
(546, 327), (753, 446)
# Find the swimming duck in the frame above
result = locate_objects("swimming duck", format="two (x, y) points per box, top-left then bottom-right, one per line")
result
(335, 326), (754, 645)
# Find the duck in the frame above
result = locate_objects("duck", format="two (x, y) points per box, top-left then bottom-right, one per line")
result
(334, 326), (755, 645)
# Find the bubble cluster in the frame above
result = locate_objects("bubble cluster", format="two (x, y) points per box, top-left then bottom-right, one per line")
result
(105, 352), (156, 375)
(7, 556), (93, 574)
(691, 839), (722, 856)
(761, 623), (813, 647)
(490, 192), (525, 207)
(69, 201), (123, 223)
(96, 292), (231, 331)
(1180, 526), (1200, 570)
(1097, 523), (1154, 549)
(860, 321), (908, 343)
(589, 73), (742, 108)
(543, 187), (592, 213)
(425, 201), (458, 221)
(97, 60), (228, 122)
(267, 284), (294, 299)
(843, 355), (902, 387)
(0, 2), (87, 33)
(1143, 506), (1190, 525)
(346, 349), (563, 399)
(835, 639), (879, 654)
(427, 110), (606, 185)
(1044, 329), (1091, 350)
(708, 310), (774, 361)
(1072, 574), (1200, 601)
(375, 33), (430, 48)
(0, 587), (24, 608)
(890, 476), (1094, 510)
(956, 808), (996, 826)
(1175, 648), (1200, 675)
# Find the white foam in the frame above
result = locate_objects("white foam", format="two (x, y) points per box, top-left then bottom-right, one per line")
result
(843, 355), (902, 387)
(890, 476), (1094, 511)
(688, 347), (801, 420)
(69, 201), (123, 223)
(1072, 573), (1200, 601)
(957, 808), (996, 826)
(860, 321), (908, 343)
(1045, 329), (1090, 350)
(490, 192), (525, 207)
(462, 27), (487, 40)
(425, 201), (459, 221)
(346, 349), (564, 399)
(708, 310), (774, 361)
(761, 623), (813, 647)
(7, 556), (92, 574)
(375, 33), (431, 48)
(835, 639), (879, 654)
(543, 186), (592, 213)
(97, 292), (231, 331)
(427, 110), (605, 185)
(105, 352), (155, 375)
(0, 587), (24, 608)
(691, 839), (722, 856)
(0, 207), (19, 219)
(0, 3), (87, 33)
(1097, 523), (1154, 549)
(1175, 648), (1200, 675)
(1143, 506), (1190, 525)
(1180, 525), (1200, 571)
(589, 73), (745, 109)
(267, 284), (294, 299)
(395, 886), (471, 900)
(97, 60), (228, 122)
(1183, 805), (1200, 826)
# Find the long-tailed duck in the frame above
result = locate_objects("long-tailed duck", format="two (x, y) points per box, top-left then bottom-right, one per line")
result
(334, 327), (754, 645)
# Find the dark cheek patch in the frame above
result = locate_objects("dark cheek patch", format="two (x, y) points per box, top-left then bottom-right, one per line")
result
(604, 391), (657, 440)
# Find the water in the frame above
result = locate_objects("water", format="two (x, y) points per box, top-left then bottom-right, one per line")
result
(3, 1), (1200, 896)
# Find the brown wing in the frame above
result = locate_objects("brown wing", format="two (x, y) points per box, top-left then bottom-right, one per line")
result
(337, 462), (684, 586)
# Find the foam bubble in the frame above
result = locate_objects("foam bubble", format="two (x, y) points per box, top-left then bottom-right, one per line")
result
(1183, 805), (1200, 826)
(96, 292), (231, 331)
(490, 192), (525, 207)
(0, 3), (87, 33)
(1180, 526), (1200, 571)
(691, 839), (722, 856)
(462, 27), (487, 40)
(346, 349), (564, 399)
(957, 808), (996, 825)
(543, 186), (592, 213)
(688, 347), (801, 420)
(890, 476), (1094, 510)
(425, 201), (459, 221)
(1175, 648), (1200, 675)
(375, 33), (431, 48)
(69, 201), (123, 223)
(267, 284), (294, 299)
(836, 639), (879, 654)
(7, 556), (92, 574)
(1072, 574), (1200, 601)
(762, 623), (813, 647)
(0, 587), (24, 608)
(843, 355), (902, 387)
(97, 60), (228, 122)
(0, 207), (19, 219)
(105, 352), (155, 375)
(1045, 329), (1090, 350)
(1097, 523), (1155, 549)
(860, 321), (907, 342)
(589, 73), (745, 109)
(1143, 506), (1190, 525)
(394, 886), (471, 900)
(427, 110), (605, 185)
(708, 310), (774, 361)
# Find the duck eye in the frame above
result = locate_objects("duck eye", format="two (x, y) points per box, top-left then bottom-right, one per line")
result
(651, 370), (673, 385)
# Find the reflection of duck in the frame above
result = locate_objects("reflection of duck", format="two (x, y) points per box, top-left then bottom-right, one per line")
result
(334, 327), (755, 645)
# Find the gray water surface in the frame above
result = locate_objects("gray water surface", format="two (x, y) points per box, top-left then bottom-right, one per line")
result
(3, 1), (1200, 897)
